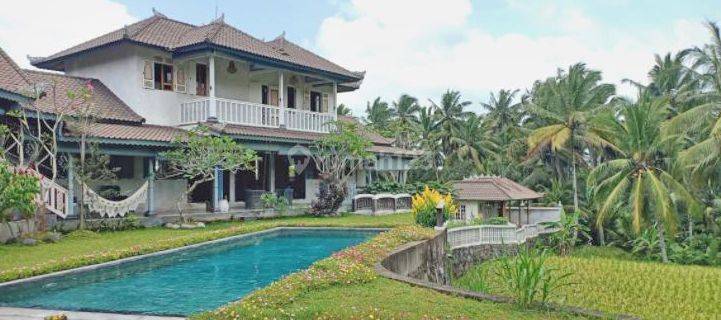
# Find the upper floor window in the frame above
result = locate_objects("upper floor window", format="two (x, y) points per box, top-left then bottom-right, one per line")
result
(458, 205), (466, 220)
(310, 91), (321, 112)
(287, 87), (296, 109)
(142, 60), (175, 91)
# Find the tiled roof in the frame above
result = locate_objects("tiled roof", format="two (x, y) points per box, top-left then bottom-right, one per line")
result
(0, 47), (32, 98)
(64, 122), (186, 143)
(453, 176), (543, 201)
(338, 115), (394, 145)
(32, 12), (363, 82)
(24, 70), (144, 123)
(203, 120), (418, 157)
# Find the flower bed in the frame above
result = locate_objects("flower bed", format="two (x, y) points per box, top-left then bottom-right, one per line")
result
(193, 225), (435, 320)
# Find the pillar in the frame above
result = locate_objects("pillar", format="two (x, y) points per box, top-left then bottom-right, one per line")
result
(208, 53), (217, 120)
(332, 81), (338, 121)
(146, 157), (156, 215)
(213, 165), (222, 211)
(229, 171), (236, 204)
(267, 152), (276, 192)
(278, 71), (286, 127)
(66, 154), (75, 217)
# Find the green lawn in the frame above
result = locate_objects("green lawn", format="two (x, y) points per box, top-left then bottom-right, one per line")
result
(454, 246), (721, 320)
(243, 277), (585, 320)
(0, 213), (412, 282)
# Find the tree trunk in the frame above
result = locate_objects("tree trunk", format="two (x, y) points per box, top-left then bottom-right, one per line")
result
(688, 213), (693, 239)
(571, 152), (579, 213)
(657, 221), (669, 263)
(598, 224), (606, 246)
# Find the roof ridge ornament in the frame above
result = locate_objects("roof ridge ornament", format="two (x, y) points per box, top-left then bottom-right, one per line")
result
(122, 25), (130, 39)
(151, 8), (166, 18)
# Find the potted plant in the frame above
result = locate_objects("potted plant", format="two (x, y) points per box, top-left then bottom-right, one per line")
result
(260, 192), (289, 217)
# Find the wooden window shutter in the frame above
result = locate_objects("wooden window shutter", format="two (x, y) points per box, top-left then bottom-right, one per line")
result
(303, 91), (310, 110)
(322, 93), (329, 113)
(175, 66), (186, 93)
(143, 60), (154, 89)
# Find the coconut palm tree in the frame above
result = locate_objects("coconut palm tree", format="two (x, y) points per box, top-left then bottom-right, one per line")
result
(664, 22), (721, 177)
(364, 97), (393, 134)
(624, 51), (698, 115)
(482, 89), (523, 134)
(391, 94), (420, 148)
(526, 63), (616, 213)
(336, 103), (352, 116)
(449, 114), (498, 172)
(429, 90), (472, 155)
(588, 96), (700, 262)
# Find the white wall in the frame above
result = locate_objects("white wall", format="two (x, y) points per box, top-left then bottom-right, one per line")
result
(64, 44), (338, 126)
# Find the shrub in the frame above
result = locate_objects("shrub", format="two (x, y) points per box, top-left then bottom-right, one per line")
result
(310, 183), (346, 216)
(260, 192), (289, 215)
(411, 186), (456, 227)
(362, 180), (454, 196)
(496, 247), (573, 307)
(0, 161), (41, 238)
(484, 217), (509, 225)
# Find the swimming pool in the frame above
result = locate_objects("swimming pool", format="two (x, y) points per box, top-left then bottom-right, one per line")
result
(0, 228), (379, 316)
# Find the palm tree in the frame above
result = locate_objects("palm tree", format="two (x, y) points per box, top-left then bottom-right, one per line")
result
(449, 114), (497, 172)
(588, 96), (700, 262)
(337, 103), (352, 116)
(364, 97), (393, 135)
(430, 90), (472, 155)
(624, 51), (698, 115)
(526, 63), (616, 213)
(664, 22), (721, 177)
(391, 94), (420, 148)
(482, 89), (522, 134)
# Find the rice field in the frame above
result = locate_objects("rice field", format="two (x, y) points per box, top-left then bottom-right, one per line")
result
(453, 246), (721, 319)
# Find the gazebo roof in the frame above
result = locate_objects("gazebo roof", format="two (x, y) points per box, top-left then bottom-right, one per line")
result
(453, 176), (543, 201)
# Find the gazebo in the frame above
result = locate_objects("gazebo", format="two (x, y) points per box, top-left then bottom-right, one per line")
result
(452, 176), (543, 226)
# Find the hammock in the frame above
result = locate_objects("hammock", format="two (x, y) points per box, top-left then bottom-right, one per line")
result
(82, 181), (149, 218)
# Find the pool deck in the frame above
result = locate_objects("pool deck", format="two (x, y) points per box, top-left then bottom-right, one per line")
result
(0, 307), (185, 320)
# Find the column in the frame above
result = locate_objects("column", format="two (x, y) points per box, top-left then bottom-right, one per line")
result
(213, 165), (222, 212)
(208, 53), (217, 121)
(229, 171), (236, 205)
(278, 71), (286, 127)
(146, 157), (156, 215)
(332, 81), (338, 121)
(66, 154), (75, 217)
(268, 153), (276, 192)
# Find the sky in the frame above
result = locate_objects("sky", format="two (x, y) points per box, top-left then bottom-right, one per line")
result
(1, 0), (720, 115)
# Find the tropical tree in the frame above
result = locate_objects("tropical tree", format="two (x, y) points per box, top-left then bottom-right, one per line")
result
(364, 97), (393, 135)
(482, 89), (523, 135)
(391, 94), (420, 148)
(449, 113), (497, 173)
(624, 51), (698, 114)
(588, 96), (700, 262)
(336, 103), (352, 116)
(526, 63), (616, 213)
(430, 90), (472, 155)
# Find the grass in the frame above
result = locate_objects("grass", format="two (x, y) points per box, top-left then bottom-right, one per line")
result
(0, 213), (412, 282)
(454, 246), (721, 319)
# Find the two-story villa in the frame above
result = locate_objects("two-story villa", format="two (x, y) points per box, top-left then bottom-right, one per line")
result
(1, 10), (418, 217)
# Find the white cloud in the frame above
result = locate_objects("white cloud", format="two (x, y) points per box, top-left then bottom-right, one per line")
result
(316, 0), (710, 115)
(0, 0), (136, 69)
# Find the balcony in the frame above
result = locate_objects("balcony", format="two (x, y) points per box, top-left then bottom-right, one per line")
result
(180, 98), (337, 133)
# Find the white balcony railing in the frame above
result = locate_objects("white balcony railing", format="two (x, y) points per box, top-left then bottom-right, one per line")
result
(180, 97), (335, 133)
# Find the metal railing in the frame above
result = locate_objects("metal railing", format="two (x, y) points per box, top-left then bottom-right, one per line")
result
(446, 222), (558, 249)
(180, 97), (335, 133)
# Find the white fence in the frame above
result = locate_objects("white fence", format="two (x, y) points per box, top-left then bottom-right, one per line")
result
(180, 97), (335, 133)
(447, 223), (557, 249)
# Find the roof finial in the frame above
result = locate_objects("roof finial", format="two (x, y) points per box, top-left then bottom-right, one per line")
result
(151, 8), (166, 17)
(122, 25), (130, 38)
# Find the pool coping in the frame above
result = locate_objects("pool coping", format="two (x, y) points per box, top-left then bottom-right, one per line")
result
(0, 226), (389, 318)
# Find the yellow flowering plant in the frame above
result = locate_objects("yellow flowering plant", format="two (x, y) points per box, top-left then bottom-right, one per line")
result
(411, 186), (456, 227)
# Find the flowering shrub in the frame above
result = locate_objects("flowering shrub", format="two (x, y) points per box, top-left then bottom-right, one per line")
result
(411, 186), (456, 227)
(0, 161), (41, 238)
(195, 225), (434, 320)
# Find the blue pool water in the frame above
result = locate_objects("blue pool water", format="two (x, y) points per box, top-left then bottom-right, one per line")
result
(0, 228), (378, 316)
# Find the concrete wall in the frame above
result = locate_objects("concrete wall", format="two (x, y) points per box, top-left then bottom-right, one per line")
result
(380, 229), (450, 285)
(0, 220), (34, 243)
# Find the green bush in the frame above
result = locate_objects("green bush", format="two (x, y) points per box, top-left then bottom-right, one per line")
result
(484, 217), (509, 225)
(362, 180), (454, 196)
